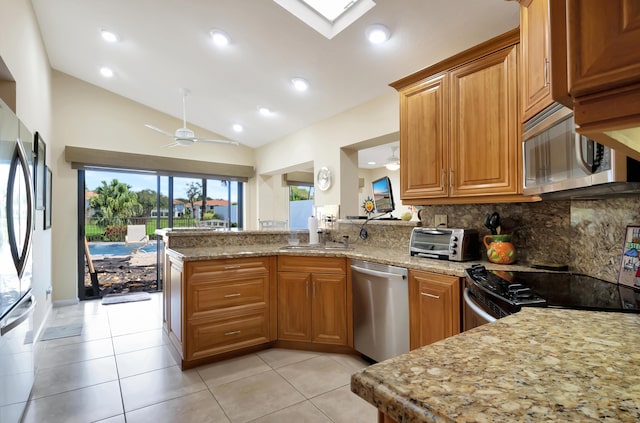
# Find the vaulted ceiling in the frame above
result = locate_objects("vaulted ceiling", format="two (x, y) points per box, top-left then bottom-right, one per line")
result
(31, 0), (519, 150)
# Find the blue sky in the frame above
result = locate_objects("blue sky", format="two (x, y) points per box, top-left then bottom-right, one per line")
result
(85, 170), (236, 201)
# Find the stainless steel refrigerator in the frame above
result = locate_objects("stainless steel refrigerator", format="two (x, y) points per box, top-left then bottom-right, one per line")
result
(0, 99), (35, 423)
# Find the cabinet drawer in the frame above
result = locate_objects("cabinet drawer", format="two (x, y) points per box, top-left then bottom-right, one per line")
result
(187, 257), (270, 281)
(188, 275), (269, 319)
(185, 310), (269, 360)
(278, 256), (346, 274)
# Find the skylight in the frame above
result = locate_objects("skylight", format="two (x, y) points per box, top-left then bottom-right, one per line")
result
(274, 0), (376, 39)
(301, 0), (358, 23)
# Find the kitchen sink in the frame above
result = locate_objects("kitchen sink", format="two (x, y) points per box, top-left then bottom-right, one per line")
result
(279, 244), (354, 251)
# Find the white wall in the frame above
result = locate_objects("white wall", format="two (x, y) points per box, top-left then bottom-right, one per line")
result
(0, 0), (53, 333)
(254, 92), (399, 219)
(51, 72), (256, 302)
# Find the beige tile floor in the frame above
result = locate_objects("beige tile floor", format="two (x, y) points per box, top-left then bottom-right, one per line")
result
(23, 293), (377, 423)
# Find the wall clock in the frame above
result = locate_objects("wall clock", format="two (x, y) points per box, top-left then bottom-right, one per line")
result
(316, 166), (332, 191)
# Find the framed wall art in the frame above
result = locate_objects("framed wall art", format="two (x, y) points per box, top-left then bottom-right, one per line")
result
(44, 165), (52, 230)
(33, 131), (46, 210)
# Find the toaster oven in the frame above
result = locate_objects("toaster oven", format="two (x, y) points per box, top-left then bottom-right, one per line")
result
(409, 228), (479, 262)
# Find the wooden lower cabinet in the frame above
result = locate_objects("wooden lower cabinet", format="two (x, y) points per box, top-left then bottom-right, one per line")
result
(409, 270), (461, 350)
(164, 255), (276, 367)
(186, 309), (270, 361)
(277, 256), (348, 346)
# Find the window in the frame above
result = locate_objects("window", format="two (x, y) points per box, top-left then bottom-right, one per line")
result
(289, 185), (315, 229)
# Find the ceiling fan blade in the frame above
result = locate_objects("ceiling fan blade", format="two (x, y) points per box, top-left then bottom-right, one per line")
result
(145, 124), (175, 138)
(193, 137), (240, 146)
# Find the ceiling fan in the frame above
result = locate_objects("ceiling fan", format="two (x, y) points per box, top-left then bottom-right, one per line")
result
(145, 89), (239, 147)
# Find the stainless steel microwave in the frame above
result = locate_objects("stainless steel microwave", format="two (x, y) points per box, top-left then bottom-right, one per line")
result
(523, 102), (640, 199)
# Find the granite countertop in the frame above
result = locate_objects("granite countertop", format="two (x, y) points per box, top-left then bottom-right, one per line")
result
(351, 308), (640, 423)
(165, 244), (535, 277)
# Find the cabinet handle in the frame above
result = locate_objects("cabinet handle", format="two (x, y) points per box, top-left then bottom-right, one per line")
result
(313, 282), (316, 298)
(440, 168), (445, 190)
(224, 265), (242, 269)
(306, 281), (309, 298)
(224, 293), (241, 298)
(543, 58), (550, 87)
(224, 330), (241, 336)
(449, 168), (454, 188)
(421, 292), (440, 299)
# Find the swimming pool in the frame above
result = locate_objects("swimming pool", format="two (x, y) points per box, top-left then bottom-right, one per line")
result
(89, 241), (158, 257)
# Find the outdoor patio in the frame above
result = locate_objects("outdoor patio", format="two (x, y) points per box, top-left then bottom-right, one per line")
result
(84, 250), (158, 296)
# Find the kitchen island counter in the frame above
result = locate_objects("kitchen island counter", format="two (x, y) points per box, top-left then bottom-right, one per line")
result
(351, 307), (640, 422)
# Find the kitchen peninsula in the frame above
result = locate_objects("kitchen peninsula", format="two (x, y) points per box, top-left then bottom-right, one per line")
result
(351, 307), (640, 422)
(158, 225), (640, 423)
(157, 223), (536, 369)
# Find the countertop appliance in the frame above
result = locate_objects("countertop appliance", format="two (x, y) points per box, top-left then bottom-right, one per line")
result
(409, 227), (479, 262)
(0, 99), (35, 423)
(351, 260), (408, 362)
(523, 102), (640, 199)
(464, 264), (640, 330)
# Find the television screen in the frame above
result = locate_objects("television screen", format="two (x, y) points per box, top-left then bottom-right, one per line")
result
(371, 176), (395, 213)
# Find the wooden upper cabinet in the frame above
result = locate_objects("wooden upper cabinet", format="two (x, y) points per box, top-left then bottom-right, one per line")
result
(391, 29), (537, 204)
(399, 74), (448, 199)
(564, 0), (640, 162)
(520, 0), (553, 121)
(567, 0), (640, 97)
(450, 45), (520, 197)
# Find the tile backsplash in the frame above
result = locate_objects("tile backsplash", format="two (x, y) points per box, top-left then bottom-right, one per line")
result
(419, 196), (640, 282)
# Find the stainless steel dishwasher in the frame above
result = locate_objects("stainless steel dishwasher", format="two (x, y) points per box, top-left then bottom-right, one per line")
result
(351, 259), (409, 362)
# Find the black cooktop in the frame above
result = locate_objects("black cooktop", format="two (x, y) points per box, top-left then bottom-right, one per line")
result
(465, 265), (640, 316)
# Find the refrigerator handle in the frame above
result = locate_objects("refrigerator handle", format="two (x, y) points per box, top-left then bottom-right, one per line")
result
(0, 295), (35, 336)
(6, 139), (34, 279)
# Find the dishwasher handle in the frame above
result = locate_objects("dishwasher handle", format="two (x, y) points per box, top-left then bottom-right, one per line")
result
(350, 264), (406, 280)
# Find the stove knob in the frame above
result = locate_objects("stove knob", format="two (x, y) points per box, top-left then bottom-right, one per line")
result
(450, 242), (458, 249)
(451, 236), (458, 242)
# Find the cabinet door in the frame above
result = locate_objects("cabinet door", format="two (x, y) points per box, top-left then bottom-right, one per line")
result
(449, 45), (520, 197)
(399, 74), (449, 199)
(167, 256), (184, 356)
(311, 274), (347, 345)
(409, 271), (460, 350)
(277, 272), (311, 341)
(521, 0), (552, 122)
(567, 0), (640, 98)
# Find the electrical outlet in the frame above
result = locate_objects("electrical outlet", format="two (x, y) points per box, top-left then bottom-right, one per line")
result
(435, 214), (448, 227)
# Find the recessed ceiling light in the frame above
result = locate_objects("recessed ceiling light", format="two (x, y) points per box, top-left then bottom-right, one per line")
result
(368, 161), (377, 165)
(100, 29), (119, 43)
(233, 124), (244, 132)
(291, 77), (309, 92)
(258, 107), (273, 116)
(100, 67), (114, 78)
(366, 24), (391, 44)
(210, 29), (230, 47)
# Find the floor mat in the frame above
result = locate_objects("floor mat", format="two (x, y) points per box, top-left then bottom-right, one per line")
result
(40, 323), (84, 341)
(101, 292), (152, 305)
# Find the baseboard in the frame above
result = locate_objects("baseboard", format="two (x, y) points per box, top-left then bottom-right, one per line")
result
(53, 298), (79, 307)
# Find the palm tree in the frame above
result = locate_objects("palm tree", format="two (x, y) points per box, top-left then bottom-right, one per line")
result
(89, 179), (142, 227)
